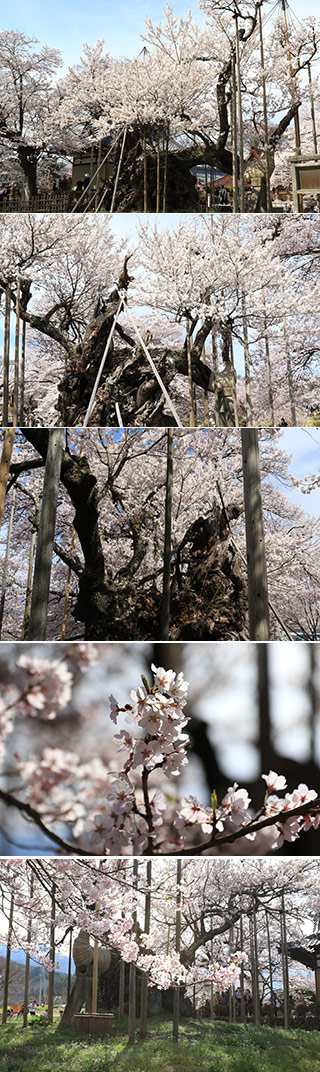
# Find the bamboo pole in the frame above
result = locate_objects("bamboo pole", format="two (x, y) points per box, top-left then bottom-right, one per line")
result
(186, 315), (195, 427)
(172, 859), (182, 1043)
(83, 298), (124, 426)
(235, 13), (245, 212)
(0, 485), (16, 636)
(47, 885), (55, 1025)
(2, 891), (14, 1024)
(0, 429), (15, 533)
(241, 428), (270, 640)
(139, 860), (152, 1038)
(27, 428), (64, 640)
(231, 49), (239, 212)
(161, 428), (173, 640)
(258, 3), (272, 212)
(23, 871), (34, 1028)
(276, 241), (296, 425)
(128, 861), (138, 1044)
(12, 276), (21, 427)
(3, 285), (11, 427)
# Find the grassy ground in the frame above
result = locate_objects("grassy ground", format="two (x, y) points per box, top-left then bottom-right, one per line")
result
(0, 1016), (319, 1072)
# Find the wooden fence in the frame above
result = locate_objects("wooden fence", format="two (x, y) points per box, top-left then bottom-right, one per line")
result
(0, 192), (71, 213)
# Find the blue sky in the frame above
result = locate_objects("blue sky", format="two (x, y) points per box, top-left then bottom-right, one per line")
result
(6, 0), (320, 69)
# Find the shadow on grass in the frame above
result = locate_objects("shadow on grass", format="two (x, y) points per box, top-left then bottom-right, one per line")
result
(0, 1017), (320, 1072)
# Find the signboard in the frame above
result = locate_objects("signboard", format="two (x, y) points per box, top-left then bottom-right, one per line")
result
(290, 155), (320, 211)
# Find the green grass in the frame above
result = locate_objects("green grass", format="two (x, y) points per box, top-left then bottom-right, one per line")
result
(0, 1017), (319, 1072)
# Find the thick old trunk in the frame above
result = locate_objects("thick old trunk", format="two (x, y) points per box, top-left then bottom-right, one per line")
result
(14, 433), (248, 640)
(17, 145), (39, 198)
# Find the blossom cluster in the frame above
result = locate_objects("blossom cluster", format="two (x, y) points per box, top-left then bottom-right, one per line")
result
(1, 661), (319, 857)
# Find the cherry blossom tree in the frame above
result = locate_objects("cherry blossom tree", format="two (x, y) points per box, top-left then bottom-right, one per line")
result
(0, 32), (68, 198)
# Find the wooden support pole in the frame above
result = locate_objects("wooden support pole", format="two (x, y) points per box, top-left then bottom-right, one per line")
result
(211, 318), (220, 425)
(47, 885), (55, 1025)
(128, 860), (138, 1044)
(2, 891), (14, 1024)
(27, 428), (64, 640)
(61, 527), (76, 639)
(92, 904), (99, 1015)
(172, 859), (182, 1043)
(258, 3), (272, 213)
(140, 860), (152, 1037)
(156, 130), (160, 213)
(241, 428), (270, 640)
(265, 909), (274, 1012)
(231, 49), (239, 212)
(0, 429), (15, 533)
(202, 345), (210, 426)
(276, 243), (296, 425)
(67, 929), (73, 1001)
(186, 315), (195, 427)
(94, 140), (102, 211)
(252, 900), (260, 1026)
(23, 871), (34, 1028)
(281, 894), (290, 1029)
(12, 277), (21, 427)
(263, 294), (274, 425)
(19, 320), (26, 424)
(22, 499), (39, 639)
(161, 428), (173, 640)
(3, 286), (11, 427)
(257, 644), (274, 773)
(281, 0), (302, 211)
(240, 914), (245, 1024)
(118, 960), (125, 1019)
(241, 290), (253, 424)
(143, 133), (148, 213)
(229, 333), (239, 426)
(163, 123), (169, 213)
(0, 485), (16, 636)
(235, 14), (245, 212)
